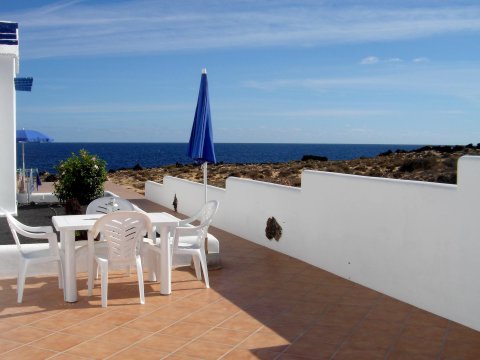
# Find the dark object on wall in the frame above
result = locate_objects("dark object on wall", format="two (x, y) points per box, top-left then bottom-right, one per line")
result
(132, 163), (143, 171)
(173, 194), (178, 212)
(265, 217), (282, 241)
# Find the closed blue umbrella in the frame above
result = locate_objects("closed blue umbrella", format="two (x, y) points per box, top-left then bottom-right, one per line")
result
(187, 68), (216, 204)
(16, 129), (53, 192)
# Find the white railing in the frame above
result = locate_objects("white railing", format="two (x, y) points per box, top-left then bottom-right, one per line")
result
(145, 155), (480, 331)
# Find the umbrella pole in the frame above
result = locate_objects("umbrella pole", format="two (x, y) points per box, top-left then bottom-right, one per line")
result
(203, 161), (207, 204)
(22, 142), (26, 194)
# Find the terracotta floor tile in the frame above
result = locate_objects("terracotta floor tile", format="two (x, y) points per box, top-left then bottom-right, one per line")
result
(0, 337), (23, 354)
(124, 314), (176, 332)
(333, 347), (386, 360)
(306, 324), (351, 345)
(240, 330), (290, 352)
(401, 323), (447, 342)
(393, 336), (443, 357)
(183, 309), (233, 326)
(0, 325), (52, 344)
(446, 323), (480, 344)
(199, 327), (251, 346)
(109, 344), (169, 359)
(258, 324), (306, 343)
(408, 310), (450, 328)
(174, 339), (232, 359)
(66, 338), (128, 359)
(220, 348), (261, 360)
(219, 313), (264, 332)
(150, 304), (197, 319)
(160, 321), (212, 338)
(278, 354), (319, 360)
(61, 316), (118, 338)
(387, 351), (438, 360)
(355, 318), (403, 336)
(94, 310), (139, 326)
(31, 332), (88, 352)
(0, 320), (19, 333)
(48, 353), (92, 360)
(0, 344), (57, 360)
(345, 328), (398, 351)
(138, 333), (190, 352)
(286, 337), (339, 359)
(30, 311), (95, 331)
(366, 307), (411, 324)
(97, 326), (151, 345)
(441, 339), (480, 360)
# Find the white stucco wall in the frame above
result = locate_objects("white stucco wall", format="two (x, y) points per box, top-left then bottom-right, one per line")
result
(0, 55), (18, 214)
(145, 155), (480, 331)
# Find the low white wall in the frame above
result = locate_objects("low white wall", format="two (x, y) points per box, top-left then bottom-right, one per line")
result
(145, 156), (480, 331)
(0, 55), (18, 215)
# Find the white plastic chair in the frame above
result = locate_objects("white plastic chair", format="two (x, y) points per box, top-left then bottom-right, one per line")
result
(78, 196), (136, 277)
(146, 200), (219, 288)
(2, 210), (64, 303)
(86, 196), (134, 214)
(87, 211), (151, 308)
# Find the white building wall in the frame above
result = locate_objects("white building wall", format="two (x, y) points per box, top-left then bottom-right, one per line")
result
(145, 155), (480, 331)
(0, 55), (18, 214)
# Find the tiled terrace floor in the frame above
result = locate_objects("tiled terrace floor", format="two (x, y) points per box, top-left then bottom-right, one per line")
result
(1, 186), (479, 359)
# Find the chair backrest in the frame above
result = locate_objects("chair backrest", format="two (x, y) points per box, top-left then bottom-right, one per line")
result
(4, 211), (25, 252)
(199, 200), (219, 226)
(86, 196), (134, 215)
(89, 211), (151, 264)
(2, 210), (58, 256)
(174, 200), (219, 250)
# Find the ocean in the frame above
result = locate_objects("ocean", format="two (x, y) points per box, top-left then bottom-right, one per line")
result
(17, 143), (422, 174)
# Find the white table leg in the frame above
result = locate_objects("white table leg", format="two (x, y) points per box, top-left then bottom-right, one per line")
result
(159, 224), (171, 295)
(62, 230), (77, 302)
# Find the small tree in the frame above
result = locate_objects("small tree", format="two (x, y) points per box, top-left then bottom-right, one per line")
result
(53, 149), (107, 206)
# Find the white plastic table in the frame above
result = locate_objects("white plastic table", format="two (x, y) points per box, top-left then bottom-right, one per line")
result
(52, 212), (179, 302)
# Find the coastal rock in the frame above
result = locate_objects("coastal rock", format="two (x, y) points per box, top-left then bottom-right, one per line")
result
(106, 144), (480, 192)
(301, 155), (328, 161)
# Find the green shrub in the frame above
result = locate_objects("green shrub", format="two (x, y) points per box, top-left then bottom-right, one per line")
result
(53, 149), (107, 206)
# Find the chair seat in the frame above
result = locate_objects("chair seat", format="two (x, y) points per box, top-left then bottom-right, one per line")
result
(93, 246), (136, 266)
(21, 244), (59, 260)
(145, 233), (219, 252)
(3, 210), (64, 303)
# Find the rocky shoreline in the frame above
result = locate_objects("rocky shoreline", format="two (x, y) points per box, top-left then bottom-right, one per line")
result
(106, 144), (480, 195)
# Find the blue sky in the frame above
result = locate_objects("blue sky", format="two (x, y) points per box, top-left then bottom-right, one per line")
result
(4, 0), (480, 144)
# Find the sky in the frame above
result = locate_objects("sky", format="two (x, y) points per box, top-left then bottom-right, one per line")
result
(3, 0), (480, 144)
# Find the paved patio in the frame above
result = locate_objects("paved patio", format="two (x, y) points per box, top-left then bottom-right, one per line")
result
(0, 184), (479, 359)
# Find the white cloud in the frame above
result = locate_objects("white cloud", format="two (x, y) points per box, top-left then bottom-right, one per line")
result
(386, 57), (403, 63)
(243, 77), (390, 91)
(360, 56), (403, 64)
(20, 102), (190, 114)
(413, 57), (430, 63)
(242, 64), (480, 102)
(5, 1), (480, 58)
(360, 56), (380, 65)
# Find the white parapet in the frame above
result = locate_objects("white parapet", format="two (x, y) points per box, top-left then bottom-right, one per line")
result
(145, 155), (480, 331)
(0, 21), (19, 214)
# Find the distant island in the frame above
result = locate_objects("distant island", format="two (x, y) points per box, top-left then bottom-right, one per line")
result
(102, 144), (480, 195)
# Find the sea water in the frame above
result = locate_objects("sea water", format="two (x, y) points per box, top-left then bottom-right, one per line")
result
(17, 143), (422, 173)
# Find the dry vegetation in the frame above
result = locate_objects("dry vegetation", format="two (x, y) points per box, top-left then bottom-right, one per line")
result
(107, 145), (480, 195)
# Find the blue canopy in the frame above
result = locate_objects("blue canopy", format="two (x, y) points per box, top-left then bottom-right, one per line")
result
(15, 77), (33, 92)
(187, 69), (216, 164)
(16, 129), (53, 143)
(16, 129), (53, 197)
